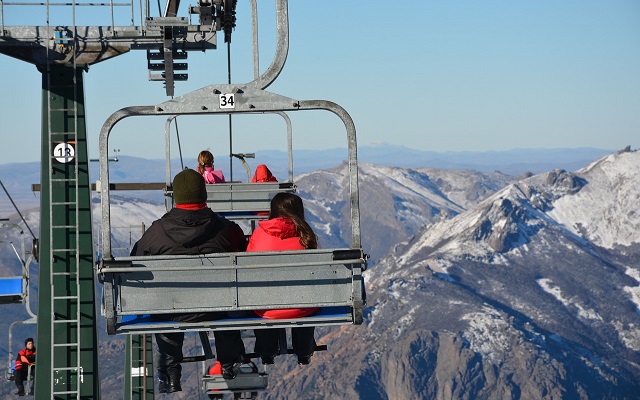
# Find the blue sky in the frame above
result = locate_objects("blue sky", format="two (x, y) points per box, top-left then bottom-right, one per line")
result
(1, 0), (639, 165)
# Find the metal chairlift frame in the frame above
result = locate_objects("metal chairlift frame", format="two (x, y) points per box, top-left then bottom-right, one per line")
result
(97, 0), (365, 337)
(97, 87), (367, 330)
(162, 111), (296, 219)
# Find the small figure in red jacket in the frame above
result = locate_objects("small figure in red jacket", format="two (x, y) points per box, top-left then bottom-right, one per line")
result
(247, 193), (319, 365)
(14, 337), (36, 396)
(251, 164), (277, 183)
(252, 164), (278, 216)
(197, 150), (226, 184)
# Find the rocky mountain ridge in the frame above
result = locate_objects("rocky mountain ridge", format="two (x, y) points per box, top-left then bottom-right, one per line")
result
(261, 149), (640, 399)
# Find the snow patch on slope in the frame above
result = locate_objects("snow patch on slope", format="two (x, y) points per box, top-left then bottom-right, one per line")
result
(624, 267), (640, 315)
(461, 307), (511, 364)
(360, 164), (464, 213)
(537, 278), (603, 322)
(547, 151), (640, 249)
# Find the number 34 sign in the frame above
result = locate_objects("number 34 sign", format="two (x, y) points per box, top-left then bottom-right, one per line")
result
(219, 93), (235, 109)
(53, 142), (75, 163)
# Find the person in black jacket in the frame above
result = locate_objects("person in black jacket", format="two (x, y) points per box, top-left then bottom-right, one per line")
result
(131, 168), (247, 394)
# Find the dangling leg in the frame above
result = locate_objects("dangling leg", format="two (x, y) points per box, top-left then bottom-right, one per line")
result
(154, 332), (184, 393)
(253, 329), (280, 364)
(213, 330), (245, 379)
(292, 327), (316, 365)
(14, 368), (26, 396)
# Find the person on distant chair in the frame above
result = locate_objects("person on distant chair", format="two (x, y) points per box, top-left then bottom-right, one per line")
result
(251, 164), (278, 183)
(247, 193), (320, 366)
(197, 150), (226, 183)
(130, 168), (247, 393)
(14, 337), (36, 396)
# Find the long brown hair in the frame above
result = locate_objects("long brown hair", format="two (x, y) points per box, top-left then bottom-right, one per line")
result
(270, 193), (317, 249)
(197, 150), (214, 175)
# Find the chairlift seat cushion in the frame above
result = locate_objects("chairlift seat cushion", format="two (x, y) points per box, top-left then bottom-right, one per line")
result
(115, 306), (353, 334)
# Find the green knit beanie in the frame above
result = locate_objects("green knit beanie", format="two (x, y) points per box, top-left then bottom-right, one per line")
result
(173, 168), (207, 204)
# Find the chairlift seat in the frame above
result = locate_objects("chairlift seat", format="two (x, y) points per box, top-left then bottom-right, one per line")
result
(99, 248), (366, 335)
(165, 182), (296, 219)
(0, 276), (24, 304)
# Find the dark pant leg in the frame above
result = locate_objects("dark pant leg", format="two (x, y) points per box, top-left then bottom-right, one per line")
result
(213, 330), (245, 364)
(253, 329), (280, 358)
(15, 368), (26, 393)
(155, 332), (184, 375)
(291, 327), (316, 357)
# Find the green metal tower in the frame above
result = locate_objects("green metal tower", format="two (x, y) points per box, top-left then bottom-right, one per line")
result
(37, 63), (99, 398)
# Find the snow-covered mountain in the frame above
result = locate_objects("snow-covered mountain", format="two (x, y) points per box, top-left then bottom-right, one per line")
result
(296, 162), (512, 263)
(261, 148), (640, 399)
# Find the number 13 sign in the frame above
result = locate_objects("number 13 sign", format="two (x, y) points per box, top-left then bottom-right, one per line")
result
(53, 142), (75, 163)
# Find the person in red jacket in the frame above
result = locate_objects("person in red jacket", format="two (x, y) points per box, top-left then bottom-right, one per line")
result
(14, 337), (36, 396)
(247, 192), (319, 365)
(251, 164), (277, 183)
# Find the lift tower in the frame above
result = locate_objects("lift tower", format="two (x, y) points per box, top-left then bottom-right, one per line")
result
(0, 1), (234, 397)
